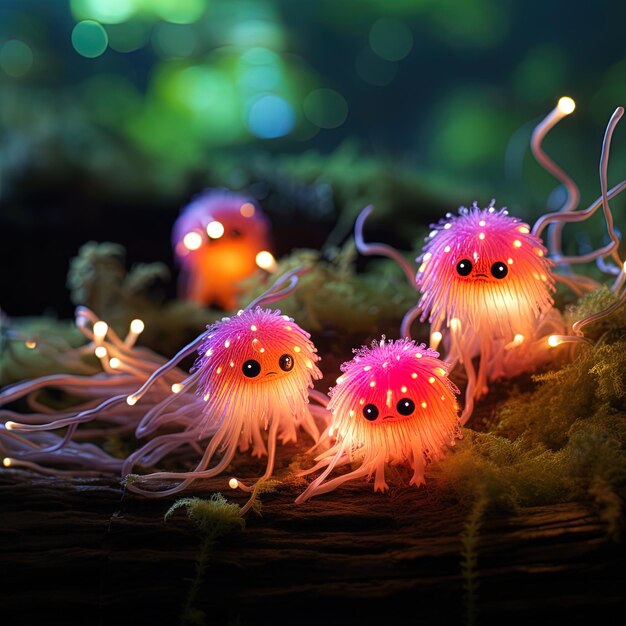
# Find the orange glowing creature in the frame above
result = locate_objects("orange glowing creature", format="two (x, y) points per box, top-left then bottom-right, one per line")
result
(296, 338), (460, 502)
(173, 189), (274, 309)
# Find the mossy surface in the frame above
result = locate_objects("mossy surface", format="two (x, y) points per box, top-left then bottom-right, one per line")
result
(239, 242), (418, 349)
(433, 335), (626, 530)
(2, 242), (626, 531)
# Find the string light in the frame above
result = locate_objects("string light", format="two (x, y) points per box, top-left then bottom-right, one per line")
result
(256, 250), (278, 273)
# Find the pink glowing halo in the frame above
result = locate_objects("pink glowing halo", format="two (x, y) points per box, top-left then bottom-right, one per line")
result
(296, 338), (460, 503)
(417, 201), (555, 340)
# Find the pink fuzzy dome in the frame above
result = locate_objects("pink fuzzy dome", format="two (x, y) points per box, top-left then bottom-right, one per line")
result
(328, 338), (460, 462)
(416, 201), (555, 337)
(193, 307), (322, 397)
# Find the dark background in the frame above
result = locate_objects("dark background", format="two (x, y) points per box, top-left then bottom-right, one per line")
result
(1, 0), (625, 318)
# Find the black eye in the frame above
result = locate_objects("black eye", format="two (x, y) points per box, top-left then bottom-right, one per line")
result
(362, 404), (379, 421)
(279, 354), (294, 372)
(242, 359), (261, 378)
(456, 259), (473, 276)
(490, 261), (508, 279)
(396, 398), (415, 416)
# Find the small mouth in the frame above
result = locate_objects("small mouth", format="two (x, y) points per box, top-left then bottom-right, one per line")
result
(265, 371), (278, 377)
(472, 274), (490, 283)
(381, 414), (404, 423)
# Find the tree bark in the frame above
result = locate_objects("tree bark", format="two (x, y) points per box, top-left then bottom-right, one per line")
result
(1, 444), (624, 626)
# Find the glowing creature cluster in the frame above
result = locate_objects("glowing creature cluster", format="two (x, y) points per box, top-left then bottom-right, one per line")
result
(2, 97), (626, 508)
(356, 98), (626, 426)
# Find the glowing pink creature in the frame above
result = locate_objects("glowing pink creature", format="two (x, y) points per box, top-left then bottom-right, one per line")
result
(172, 189), (273, 309)
(122, 304), (323, 501)
(414, 202), (556, 420)
(296, 338), (460, 503)
(355, 100), (626, 425)
(1, 269), (325, 511)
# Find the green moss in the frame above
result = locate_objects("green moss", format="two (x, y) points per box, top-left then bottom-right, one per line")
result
(564, 285), (626, 339)
(460, 494), (487, 626)
(432, 432), (572, 511)
(60, 242), (224, 364)
(435, 338), (626, 530)
(165, 494), (245, 626)
(239, 242), (418, 347)
(165, 493), (245, 534)
(0, 316), (92, 386)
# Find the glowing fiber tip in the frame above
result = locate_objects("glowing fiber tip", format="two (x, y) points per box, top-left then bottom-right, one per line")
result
(548, 335), (561, 347)
(557, 96), (576, 115)
(93, 321), (108, 339)
(126, 395), (137, 406)
(130, 319), (145, 334)
(430, 331), (443, 350)
(229, 478), (239, 489)
(206, 221), (225, 239)
(3, 458), (12, 468)
(255, 250), (278, 272)
(183, 232), (202, 250)
(5, 422), (16, 431)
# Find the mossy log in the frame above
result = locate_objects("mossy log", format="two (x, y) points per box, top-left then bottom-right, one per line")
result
(1, 444), (624, 626)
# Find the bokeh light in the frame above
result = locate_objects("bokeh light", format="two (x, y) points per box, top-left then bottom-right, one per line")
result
(71, 0), (206, 25)
(229, 19), (285, 49)
(71, 20), (109, 58)
(369, 18), (413, 62)
(0, 40), (33, 77)
(512, 44), (568, 105)
(355, 46), (398, 86)
(428, 90), (513, 175)
(303, 88), (348, 129)
(247, 94), (295, 139)
(70, 0), (135, 24)
(206, 221), (225, 239)
(152, 22), (198, 58)
(238, 47), (283, 91)
(183, 231), (202, 250)
(150, 0), (206, 24)
(105, 20), (150, 52)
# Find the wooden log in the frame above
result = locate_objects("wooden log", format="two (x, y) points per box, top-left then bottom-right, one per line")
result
(1, 442), (625, 626)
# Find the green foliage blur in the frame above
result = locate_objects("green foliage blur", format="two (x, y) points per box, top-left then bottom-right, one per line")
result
(1, 0), (625, 316)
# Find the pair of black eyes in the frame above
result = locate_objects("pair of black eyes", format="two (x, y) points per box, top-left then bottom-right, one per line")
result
(242, 354), (294, 377)
(456, 259), (508, 279)
(362, 398), (415, 421)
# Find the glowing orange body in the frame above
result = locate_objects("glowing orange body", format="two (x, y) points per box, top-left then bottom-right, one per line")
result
(296, 338), (460, 502)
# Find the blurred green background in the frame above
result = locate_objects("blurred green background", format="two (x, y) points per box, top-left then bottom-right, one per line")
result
(1, 0), (625, 317)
